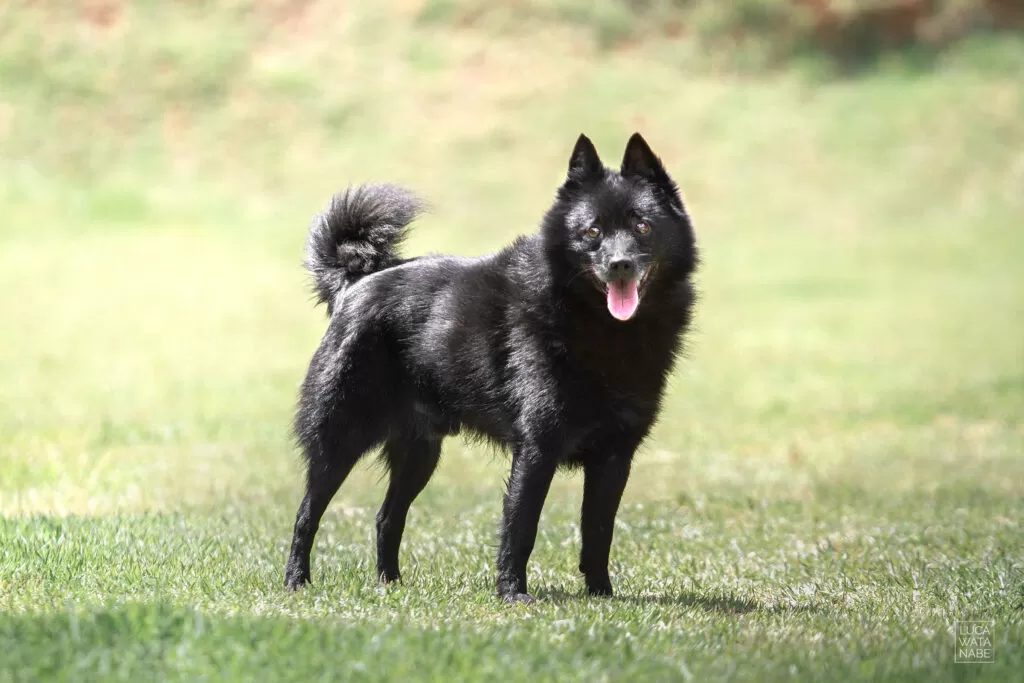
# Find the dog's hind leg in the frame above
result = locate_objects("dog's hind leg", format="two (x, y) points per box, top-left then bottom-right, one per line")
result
(375, 433), (442, 583)
(284, 421), (383, 591)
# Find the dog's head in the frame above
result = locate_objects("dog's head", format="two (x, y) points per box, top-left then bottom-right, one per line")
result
(544, 133), (697, 321)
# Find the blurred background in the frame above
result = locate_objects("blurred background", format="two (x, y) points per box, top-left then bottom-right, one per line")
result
(0, 0), (1021, 516)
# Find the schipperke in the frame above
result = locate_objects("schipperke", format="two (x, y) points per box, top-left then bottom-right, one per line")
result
(284, 133), (698, 603)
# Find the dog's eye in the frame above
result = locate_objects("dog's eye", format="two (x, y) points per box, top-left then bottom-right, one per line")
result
(635, 221), (651, 235)
(584, 225), (602, 239)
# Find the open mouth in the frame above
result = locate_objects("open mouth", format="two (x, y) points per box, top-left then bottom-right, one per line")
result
(592, 266), (652, 321)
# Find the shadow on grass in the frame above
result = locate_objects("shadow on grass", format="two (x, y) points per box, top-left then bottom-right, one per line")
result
(537, 588), (819, 614)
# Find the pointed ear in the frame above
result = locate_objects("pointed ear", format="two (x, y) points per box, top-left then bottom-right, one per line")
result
(621, 132), (668, 182)
(568, 134), (603, 180)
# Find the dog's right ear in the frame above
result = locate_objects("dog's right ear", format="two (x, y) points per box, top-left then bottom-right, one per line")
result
(567, 134), (603, 181)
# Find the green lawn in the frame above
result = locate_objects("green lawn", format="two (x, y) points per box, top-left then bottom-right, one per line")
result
(1, 3), (1022, 681)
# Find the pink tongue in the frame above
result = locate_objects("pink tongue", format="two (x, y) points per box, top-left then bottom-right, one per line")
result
(607, 280), (639, 321)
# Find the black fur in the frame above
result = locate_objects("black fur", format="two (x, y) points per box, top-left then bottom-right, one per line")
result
(284, 133), (698, 603)
(304, 184), (424, 313)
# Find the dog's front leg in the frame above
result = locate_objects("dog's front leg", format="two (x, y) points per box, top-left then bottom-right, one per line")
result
(579, 454), (632, 596)
(496, 443), (558, 604)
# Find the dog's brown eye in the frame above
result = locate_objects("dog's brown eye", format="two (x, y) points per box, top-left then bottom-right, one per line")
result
(585, 225), (602, 239)
(635, 221), (650, 235)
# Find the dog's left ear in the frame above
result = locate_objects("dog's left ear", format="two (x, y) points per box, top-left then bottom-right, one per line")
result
(622, 132), (688, 216)
(621, 132), (669, 184)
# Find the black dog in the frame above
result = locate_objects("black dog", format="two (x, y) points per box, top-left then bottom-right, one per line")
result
(284, 133), (698, 603)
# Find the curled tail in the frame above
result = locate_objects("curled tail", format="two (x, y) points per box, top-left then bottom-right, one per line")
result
(305, 184), (424, 312)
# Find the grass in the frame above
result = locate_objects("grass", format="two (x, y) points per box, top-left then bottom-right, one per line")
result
(1, 2), (1023, 681)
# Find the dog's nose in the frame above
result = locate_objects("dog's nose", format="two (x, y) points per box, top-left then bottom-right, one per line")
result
(608, 258), (635, 279)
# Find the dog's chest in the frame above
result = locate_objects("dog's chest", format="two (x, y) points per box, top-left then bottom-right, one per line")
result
(556, 318), (676, 411)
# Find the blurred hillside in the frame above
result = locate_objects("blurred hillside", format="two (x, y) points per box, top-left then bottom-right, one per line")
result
(1, 0), (1021, 234)
(421, 0), (1024, 60)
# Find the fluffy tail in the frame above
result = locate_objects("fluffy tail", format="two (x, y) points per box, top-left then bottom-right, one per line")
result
(305, 184), (424, 311)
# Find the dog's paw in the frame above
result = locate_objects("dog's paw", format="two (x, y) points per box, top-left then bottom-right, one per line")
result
(501, 592), (538, 605)
(284, 571), (311, 591)
(586, 581), (614, 597)
(378, 570), (402, 585)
